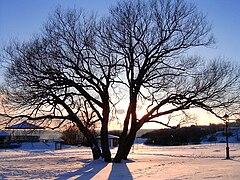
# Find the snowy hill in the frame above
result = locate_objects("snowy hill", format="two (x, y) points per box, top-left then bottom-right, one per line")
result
(202, 128), (240, 144)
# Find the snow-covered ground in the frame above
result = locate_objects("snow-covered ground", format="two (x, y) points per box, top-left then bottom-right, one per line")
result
(0, 141), (240, 179)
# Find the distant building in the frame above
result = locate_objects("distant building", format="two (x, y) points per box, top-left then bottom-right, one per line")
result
(96, 134), (119, 148)
(54, 138), (64, 150)
(5, 121), (45, 142)
(0, 131), (10, 147)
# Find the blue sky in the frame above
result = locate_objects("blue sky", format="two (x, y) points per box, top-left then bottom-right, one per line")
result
(189, 0), (240, 62)
(0, 0), (240, 63)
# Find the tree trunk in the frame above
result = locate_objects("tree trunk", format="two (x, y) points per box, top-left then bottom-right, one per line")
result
(75, 121), (102, 160)
(114, 95), (138, 163)
(113, 138), (126, 163)
(113, 110), (131, 162)
(101, 121), (112, 162)
(113, 129), (137, 162)
(91, 145), (102, 160)
(100, 104), (111, 162)
(122, 130), (137, 160)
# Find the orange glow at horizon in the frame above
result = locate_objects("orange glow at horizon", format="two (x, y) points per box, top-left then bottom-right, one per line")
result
(109, 107), (224, 130)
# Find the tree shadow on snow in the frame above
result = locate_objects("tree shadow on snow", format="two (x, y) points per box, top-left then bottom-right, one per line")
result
(56, 159), (108, 180)
(229, 158), (240, 163)
(0, 174), (7, 179)
(108, 159), (134, 180)
(56, 159), (134, 180)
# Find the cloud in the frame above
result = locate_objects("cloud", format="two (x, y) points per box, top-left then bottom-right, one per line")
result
(116, 109), (125, 114)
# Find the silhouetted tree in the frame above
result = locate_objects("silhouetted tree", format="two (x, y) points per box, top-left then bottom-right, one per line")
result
(0, 8), (117, 161)
(99, 0), (240, 162)
(1, 0), (240, 163)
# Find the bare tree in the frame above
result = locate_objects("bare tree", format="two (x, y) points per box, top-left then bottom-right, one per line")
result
(1, 0), (240, 163)
(98, 0), (240, 162)
(0, 8), (119, 162)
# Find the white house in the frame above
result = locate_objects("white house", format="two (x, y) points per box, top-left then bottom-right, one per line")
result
(96, 134), (119, 148)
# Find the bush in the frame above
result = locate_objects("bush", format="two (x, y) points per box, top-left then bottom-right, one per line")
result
(207, 135), (217, 142)
(61, 126), (90, 146)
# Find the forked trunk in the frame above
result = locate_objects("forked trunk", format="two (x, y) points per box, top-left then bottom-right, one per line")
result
(122, 131), (136, 160)
(113, 141), (125, 163)
(113, 130), (137, 163)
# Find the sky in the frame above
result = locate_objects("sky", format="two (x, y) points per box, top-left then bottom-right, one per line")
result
(188, 0), (240, 62)
(0, 0), (240, 62)
(0, 0), (240, 127)
(0, 0), (115, 43)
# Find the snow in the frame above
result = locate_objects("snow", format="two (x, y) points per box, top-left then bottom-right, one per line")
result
(0, 141), (240, 179)
(0, 131), (9, 137)
(201, 128), (240, 144)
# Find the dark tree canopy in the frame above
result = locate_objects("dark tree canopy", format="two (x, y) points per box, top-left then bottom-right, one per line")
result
(1, 0), (240, 163)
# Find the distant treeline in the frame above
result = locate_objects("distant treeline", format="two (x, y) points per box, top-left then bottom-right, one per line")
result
(141, 124), (225, 146)
(62, 122), (239, 146)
